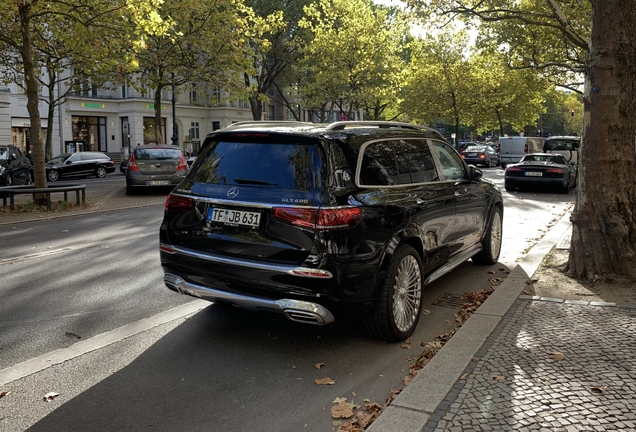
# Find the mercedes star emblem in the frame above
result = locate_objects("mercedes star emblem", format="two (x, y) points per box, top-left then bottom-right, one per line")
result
(227, 187), (239, 199)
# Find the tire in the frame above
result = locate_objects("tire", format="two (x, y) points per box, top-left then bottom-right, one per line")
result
(500, 163), (507, 169)
(558, 182), (569, 194)
(5, 172), (12, 186)
(126, 185), (136, 195)
(505, 184), (514, 192)
(95, 166), (107, 178)
(472, 206), (502, 265)
(485, 158), (491, 168)
(361, 244), (424, 342)
(47, 170), (59, 182)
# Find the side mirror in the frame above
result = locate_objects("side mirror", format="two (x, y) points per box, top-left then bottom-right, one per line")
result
(468, 165), (483, 181)
(66, 160), (73, 165)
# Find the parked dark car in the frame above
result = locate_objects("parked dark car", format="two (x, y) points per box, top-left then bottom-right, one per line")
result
(125, 145), (188, 195)
(504, 153), (576, 193)
(461, 145), (499, 167)
(45, 151), (115, 182)
(159, 121), (504, 341)
(0, 145), (33, 186)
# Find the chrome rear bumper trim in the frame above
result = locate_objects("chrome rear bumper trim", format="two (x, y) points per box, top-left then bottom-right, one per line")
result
(163, 274), (335, 325)
(160, 244), (333, 279)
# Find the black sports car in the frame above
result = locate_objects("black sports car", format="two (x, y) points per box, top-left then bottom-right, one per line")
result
(504, 153), (577, 193)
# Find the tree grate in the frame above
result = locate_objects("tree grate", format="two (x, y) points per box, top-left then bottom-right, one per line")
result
(432, 293), (466, 309)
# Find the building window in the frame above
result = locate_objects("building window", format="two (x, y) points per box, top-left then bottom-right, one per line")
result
(72, 116), (106, 152)
(268, 105), (275, 120)
(121, 84), (128, 98)
(190, 122), (199, 140)
(212, 121), (220, 131)
(190, 87), (198, 104)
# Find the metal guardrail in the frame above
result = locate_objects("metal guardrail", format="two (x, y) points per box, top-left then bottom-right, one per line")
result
(0, 184), (87, 211)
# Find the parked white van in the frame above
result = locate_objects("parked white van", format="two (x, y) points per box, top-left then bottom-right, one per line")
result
(498, 136), (545, 168)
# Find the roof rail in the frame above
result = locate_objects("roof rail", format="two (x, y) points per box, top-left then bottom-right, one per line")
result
(223, 121), (317, 130)
(325, 121), (429, 131)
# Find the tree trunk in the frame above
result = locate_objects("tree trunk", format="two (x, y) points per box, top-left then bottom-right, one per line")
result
(249, 95), (261, 120)
(154, 86), (164, 143)
(567, 0), (636, 282)
(46, 68), (55, 161)
(19, 5), (46, 191)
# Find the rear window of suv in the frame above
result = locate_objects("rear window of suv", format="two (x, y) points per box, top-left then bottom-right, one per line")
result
(135, 149), (182, 160)
(191, 137), (323, 190)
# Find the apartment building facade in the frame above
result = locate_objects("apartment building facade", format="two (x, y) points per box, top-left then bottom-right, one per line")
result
(2, 80), (267, 164)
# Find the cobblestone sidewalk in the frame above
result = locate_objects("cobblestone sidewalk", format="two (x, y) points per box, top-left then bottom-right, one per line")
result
(424, 300), (636, 432)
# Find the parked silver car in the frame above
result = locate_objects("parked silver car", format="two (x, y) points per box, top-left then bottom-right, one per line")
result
(125, 145), (188, 195)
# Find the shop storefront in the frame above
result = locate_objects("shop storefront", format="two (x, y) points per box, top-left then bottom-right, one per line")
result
(11, 118), (48, 155)
(71, 116), (106, 152)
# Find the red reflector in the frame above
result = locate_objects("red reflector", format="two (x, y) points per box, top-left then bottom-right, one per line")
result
(272, 207), (362, 230)
(159, 244), (175, 253)
(290, 270), (332, 278)
(165, 194), (194, 212)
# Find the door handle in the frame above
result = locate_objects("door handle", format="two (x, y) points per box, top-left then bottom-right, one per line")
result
(454, 190), (462, 197)
(416, 198), (426, 205)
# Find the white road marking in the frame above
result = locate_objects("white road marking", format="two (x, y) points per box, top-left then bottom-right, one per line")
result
(0, 299), (209, 386)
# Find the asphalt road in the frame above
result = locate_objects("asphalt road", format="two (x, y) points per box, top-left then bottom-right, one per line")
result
(0, 168), (575, 432)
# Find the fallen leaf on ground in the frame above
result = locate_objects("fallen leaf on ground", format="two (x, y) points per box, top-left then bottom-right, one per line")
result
(548, 351), (566, 361)
(351, 392), (357, 398)
(472, 357), (479, 362)
(0, 391), (10, 399)
(491, 375), (505, 381)
(590, 385), (607, 394)
(400, 342), (410, 349)
(333, 397), (347, 404)
(315, 362), (325, 369)
(331, 401), (354, 419)
(315, 377), (336, 385)
(65, 332), (81, 339)
(62, 230), (69, 232)
(421, 309), (430, 314)
(460, 374), (467, 380)
(291, 365), (297, 369)
(43, 392), (60, 401)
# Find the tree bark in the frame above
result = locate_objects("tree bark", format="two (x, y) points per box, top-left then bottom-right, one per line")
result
(19, 4), (46, 191)
(154, 85), (164, 143)
(567, 0), (636, 281)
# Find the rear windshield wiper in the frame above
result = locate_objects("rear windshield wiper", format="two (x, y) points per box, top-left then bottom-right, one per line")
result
(233, 177), (278, 186)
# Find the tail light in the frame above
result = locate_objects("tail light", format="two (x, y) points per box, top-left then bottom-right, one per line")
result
(165, 194), (194, 212)
(506, 167), (522, 172)
(460, 154), (466, 158)
(272, 207), (362, 230)
(479, 153), (486, 159)
(177, 154), (188, 171)
(128, 154), (139, 171)
(546, 168), (564, 174)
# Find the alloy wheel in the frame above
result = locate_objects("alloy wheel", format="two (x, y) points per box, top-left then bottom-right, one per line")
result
(392, 255), (422, 333)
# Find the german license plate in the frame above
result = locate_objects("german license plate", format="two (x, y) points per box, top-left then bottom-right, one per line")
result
(208, 208), (261, 228)
(525, 172), (543, 177)
(467, 153), (477, 157)
(148, 180), (170, 186)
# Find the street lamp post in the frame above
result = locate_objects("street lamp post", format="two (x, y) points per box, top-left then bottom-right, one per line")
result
(171, 73), (178, 146)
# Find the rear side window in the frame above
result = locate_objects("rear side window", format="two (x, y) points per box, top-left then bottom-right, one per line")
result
(358, 139), (438, 186)
(191, 139), (322, 190)
(135, 149), (182, 160)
